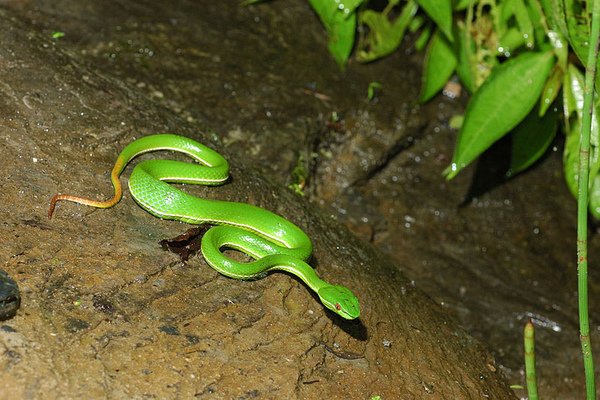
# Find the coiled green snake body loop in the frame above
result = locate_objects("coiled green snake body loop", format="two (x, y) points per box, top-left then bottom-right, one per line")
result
(49, 134), (360, 320)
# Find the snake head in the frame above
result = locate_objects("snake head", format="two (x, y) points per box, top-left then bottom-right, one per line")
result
(318, 285), (360, 320)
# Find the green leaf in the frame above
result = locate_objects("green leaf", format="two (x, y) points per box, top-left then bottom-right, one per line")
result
(561, 114), (600, 213)
(498, 0), (517, 29)
(539, 65), (563, 116)
(547, 30), (568, 68)
(453, 0), (470, 11)
(589, 175), (600, 219)
(367, 81), (382, 100)
(564, 0), (589, 65)
(525, 0), (550, 50)
(563, 63), (599, 145)
(420, 29), (457, 103)
(508, 105), (558, 176)
(562, 64), (600, 210)
(512, 0), (534, 48)
(308, 0), (361, 68)
(329, 12), (357, 67)
(538, 0), (568, 38)
(563, 116), (581, 198)
(538, 0), (600, 92)
(414, 23), (432, 51)
(445, 52), (555, 178)
(339, 0), (363, 17)
(454, 22), (476, 93)
(562, 64), (578, 120)
(415, 0), (453, 41)
(409, 14), (426, 32)
(561, 0), (600, 95)
(51, 31), (66, 39)
(497, 0), (536, 51)
(498, 27), (527, 54)
(357, 1), (418, 62)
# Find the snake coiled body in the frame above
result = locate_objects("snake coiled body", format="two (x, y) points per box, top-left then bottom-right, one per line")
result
(49, 134), (360, 320)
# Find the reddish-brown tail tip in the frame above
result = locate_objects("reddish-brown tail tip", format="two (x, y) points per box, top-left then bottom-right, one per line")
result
(48, 195), (61, 219)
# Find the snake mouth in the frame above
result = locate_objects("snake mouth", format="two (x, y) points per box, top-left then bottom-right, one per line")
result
(339, 308), (360, 320)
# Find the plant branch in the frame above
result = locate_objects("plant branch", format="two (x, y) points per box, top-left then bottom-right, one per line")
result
(576, 0), (600, 398)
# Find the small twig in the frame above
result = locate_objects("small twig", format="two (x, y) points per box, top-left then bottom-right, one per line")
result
(576, 0), (600, 398)
(524, 320), (538, 400)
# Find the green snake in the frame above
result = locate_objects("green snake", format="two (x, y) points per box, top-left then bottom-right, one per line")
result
(49, 134), (360, 320)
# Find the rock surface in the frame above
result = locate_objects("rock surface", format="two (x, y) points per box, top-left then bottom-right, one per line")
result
(0, 3), (517, 400)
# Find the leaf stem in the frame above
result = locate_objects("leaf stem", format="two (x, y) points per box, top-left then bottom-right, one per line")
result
(577, 1), (600, 398)
(524, 320), (538, 400)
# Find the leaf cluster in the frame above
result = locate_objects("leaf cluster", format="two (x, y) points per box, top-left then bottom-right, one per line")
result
(298, 0), (599, 216)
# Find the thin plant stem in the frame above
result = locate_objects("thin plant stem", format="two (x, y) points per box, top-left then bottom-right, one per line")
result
(577, 0), (600, 398)
(524, 320), (538, 400)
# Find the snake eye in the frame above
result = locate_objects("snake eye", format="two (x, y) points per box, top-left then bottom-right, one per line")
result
(335, 303), (341, 311)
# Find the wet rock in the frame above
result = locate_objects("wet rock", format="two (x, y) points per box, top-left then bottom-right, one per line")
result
(0, 270), (20, 320)
(0, 3), (516, 400)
